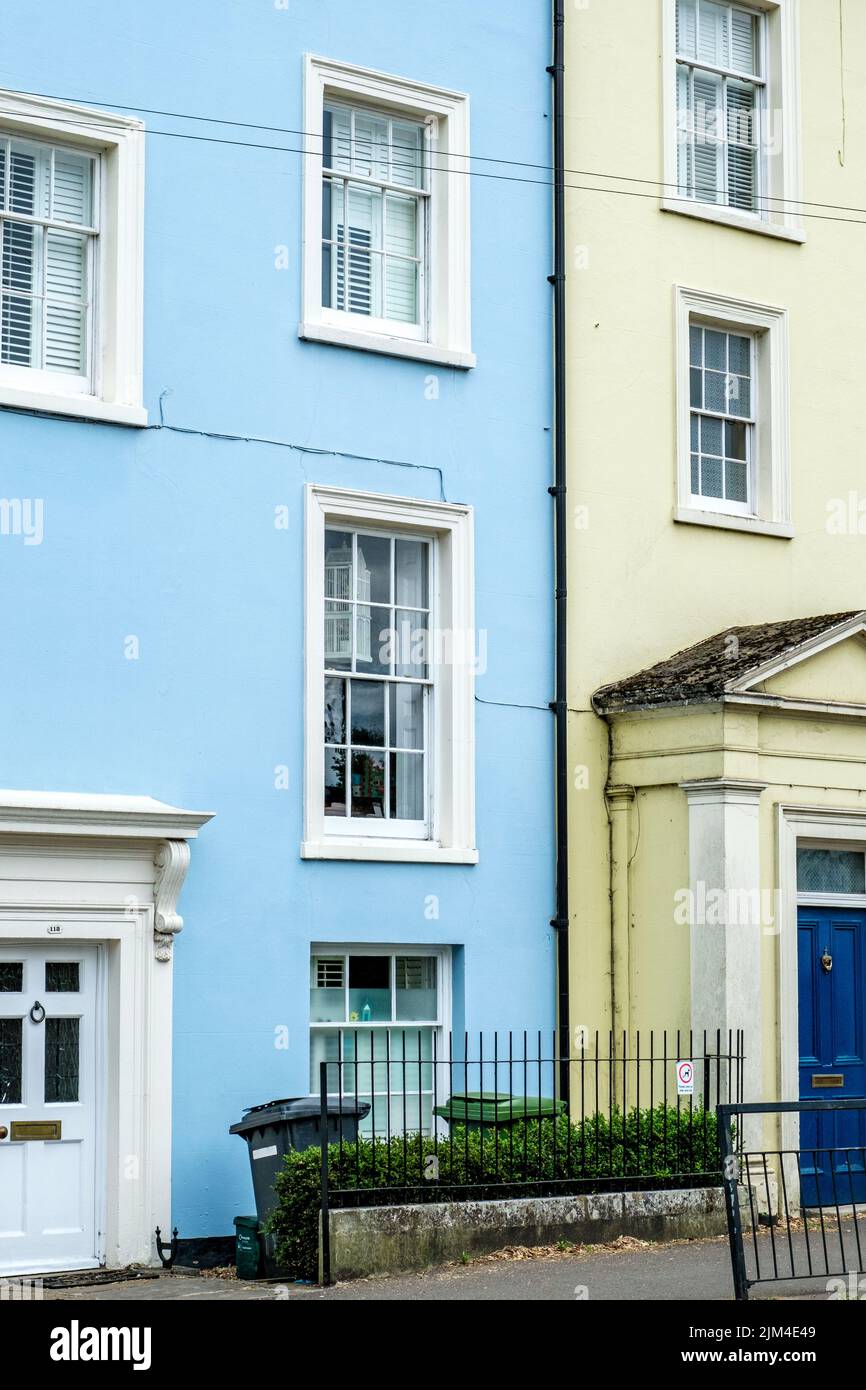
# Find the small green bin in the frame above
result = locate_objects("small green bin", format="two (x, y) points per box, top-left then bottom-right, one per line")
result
(234, 1215), (263, 1280)
(433, 1091), (566, 1130)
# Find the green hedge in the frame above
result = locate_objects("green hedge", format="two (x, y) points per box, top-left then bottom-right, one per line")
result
(267, 1103), (722, 1281)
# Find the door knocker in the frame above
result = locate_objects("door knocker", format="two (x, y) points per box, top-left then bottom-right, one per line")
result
(29, 1001), (46, 1024)
(821, 949), (833, 975)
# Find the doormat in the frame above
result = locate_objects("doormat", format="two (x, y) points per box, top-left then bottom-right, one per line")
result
(40, 1268), (161, 1290)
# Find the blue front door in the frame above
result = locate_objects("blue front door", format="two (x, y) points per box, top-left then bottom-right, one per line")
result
(797, 907), (866, 1205)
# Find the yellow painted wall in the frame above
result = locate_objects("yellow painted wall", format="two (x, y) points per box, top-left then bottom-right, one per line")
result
(565, 0), (866, 1036)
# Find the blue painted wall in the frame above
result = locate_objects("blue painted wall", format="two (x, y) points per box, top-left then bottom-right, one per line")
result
(1, 0), (555, 1236)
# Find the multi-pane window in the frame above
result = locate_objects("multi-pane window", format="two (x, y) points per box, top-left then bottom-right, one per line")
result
(0, 136), (96, 383)
(322, 103), (427, 331)
(310, 949), (443, 1136)
(675, 0), (764, 213)
(689, 323), (754, 510)
(324, 527), (431, 835)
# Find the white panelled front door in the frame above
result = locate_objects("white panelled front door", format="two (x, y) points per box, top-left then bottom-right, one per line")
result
(0, 943), (100, 1274)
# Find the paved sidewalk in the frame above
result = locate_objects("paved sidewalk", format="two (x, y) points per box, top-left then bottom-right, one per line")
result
(36, 1235), (831, 1301)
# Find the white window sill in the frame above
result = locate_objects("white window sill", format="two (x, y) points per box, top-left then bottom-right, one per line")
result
(674, 506), (794, 539)
(301, 839), (479, 865)
(299, 321), (476, 370)
(0, 385), (147, 428)
(661, 197), (806, 245)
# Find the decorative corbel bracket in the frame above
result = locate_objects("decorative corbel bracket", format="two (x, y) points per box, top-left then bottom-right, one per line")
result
(153, 840), (192, 961)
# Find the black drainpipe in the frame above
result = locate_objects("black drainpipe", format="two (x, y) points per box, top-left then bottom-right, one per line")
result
(548, 0), (569, 1100)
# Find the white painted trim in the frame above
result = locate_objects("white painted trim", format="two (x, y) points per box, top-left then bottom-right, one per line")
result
(301, 56), (472, 364)
(298, 320), (476, 369)
(0, 88), (146, 424)
(0, 791), (214, 840)
(660, 196), (806, 242)
(673, 506), (793, 538)
(661, 0), (803, 240)
(674, 285), (790, 530)
(304, 484), (476, 863)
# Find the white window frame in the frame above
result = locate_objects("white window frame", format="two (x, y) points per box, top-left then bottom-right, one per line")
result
(662, 0), (804, 243)
(300, 56), (474, 370)
(323, 523), (434, 841)
(674, 285), (791, 537)
(0, 89), (146, 427)
(303, 484), (477, 864)
(309, 942), (452, 1132)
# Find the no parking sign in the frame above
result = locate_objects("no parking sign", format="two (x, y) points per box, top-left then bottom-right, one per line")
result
(676, 1059), (694, 1096)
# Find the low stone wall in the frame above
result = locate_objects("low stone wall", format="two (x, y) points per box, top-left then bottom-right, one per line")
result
(322, 1187), (726, 1282)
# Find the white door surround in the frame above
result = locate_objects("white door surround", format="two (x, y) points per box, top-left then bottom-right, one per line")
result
(0, 792), (212, 1275)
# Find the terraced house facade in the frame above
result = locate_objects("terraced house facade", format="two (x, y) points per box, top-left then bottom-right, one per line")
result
(567, 0), (866, 1195)
(0, 0), (555, 1274)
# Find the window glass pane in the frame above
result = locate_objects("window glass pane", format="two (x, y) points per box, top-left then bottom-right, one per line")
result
(731, 8), (757, 74)
(357, 535), (391, 606)
(701, 456), (723, 497)
(700, 416), (723, 455)
(352, 113), (389, 180)
(325, 677), (346, 744)
(324, 602), (352, 669)
(390, 753), (424, 821)
(390, 121), (424, 188)
(351, 680), (385, 746)
(395, 539), (428, 609)
(395, 957), (437, 1020)
(310, 1028), (342, 1094)
(394, 610), (428, 679)
(310, 952), (346, 1023)
(704, 330), (727, 370)
(690, 454), (700, 492)
(797, 849), (866, 895)
(704, 370), (728, 412)
(324, 749), (347, 816)
(359, 606), (390, 674)
(676, 0), (697, 58)
(690, 368), (703, 409)
(390, 684), (424, 750)
(728, 334), (751, 375)
(728, 375), (751, 418)
(698, 0), (729, 67)
(45, 962), (79, 992)
(325, 530), (354, 600)
(348, 955), (390, 1022)
(44, 1016), (79, 1103)
(725, 420), (747, 460)
(351, 750), (385, 818)
(725, 460), (748, 502)
(689, 325), (703, 366)
(0, 963), (23, 992)
(51, 151), (93, 226)
(0, 1018), (22, 1104)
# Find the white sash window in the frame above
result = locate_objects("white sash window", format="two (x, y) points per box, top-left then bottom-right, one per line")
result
(0, 136), (96, 393)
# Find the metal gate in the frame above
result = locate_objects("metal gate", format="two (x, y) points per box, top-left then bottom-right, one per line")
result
(718, 1098), (866, 1301)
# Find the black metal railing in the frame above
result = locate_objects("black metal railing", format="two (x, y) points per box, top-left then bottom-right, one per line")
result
(319, 1028), (744, 1283)
(718, 1098), (866, 1301)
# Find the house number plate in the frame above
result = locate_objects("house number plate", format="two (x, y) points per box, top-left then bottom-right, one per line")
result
(10, 1121), (62, 1141)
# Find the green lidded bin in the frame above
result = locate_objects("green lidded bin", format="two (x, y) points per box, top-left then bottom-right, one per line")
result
(234, 1215), (263, 1280)
(433, 1091), (566, 1130)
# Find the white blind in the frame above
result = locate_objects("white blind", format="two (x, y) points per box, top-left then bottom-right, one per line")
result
(675, 1), (762, 213)
(322, 103), (425, 328)
(0, 139), (94, 378)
